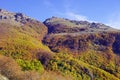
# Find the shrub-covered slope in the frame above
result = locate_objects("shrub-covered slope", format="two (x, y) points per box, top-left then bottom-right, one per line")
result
(43, 17), (120, 79)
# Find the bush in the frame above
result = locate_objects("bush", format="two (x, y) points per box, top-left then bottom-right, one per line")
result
(36, 51), (53, 68)
(17, 59), (44, 73)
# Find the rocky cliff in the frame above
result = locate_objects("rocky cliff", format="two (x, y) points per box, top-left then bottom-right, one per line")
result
(0, 9), (31, 25)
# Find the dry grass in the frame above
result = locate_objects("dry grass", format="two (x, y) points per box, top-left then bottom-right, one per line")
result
(40, 71), (73, 80)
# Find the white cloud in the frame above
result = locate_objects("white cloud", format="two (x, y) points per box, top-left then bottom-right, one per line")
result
(107, 21), (120, 29)
(106, 13), (120, 29)
(66, 12), (88, 21)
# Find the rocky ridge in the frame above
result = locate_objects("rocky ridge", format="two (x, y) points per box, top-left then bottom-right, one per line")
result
(44, 17), (118, 34)
(0, 9), (34, 25)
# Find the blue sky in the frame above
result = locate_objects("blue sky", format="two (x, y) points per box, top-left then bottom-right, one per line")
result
(0, 0), (120, 29)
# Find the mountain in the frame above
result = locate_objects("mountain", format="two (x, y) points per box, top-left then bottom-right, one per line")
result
(0, 9), (120, 80)
(43, 17), (120, 54)
(43, 17), (120, 79)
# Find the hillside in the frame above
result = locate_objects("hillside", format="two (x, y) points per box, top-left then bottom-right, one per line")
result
(0, 9), (51, 59)
(43, 17), (120, 79)
(0, 9), (120, 80)
(0, 9), (52, 80)
(43, 17), (120, 54)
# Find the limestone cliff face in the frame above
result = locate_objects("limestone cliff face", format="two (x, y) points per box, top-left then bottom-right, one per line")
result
(0, 9), (31, 24)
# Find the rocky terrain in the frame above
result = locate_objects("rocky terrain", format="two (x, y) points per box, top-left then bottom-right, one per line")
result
(0, 9), (31, 25)
(0, 9), (120, 80)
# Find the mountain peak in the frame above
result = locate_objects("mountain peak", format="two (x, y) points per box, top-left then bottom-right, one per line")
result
(0, 9), (33, 25)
